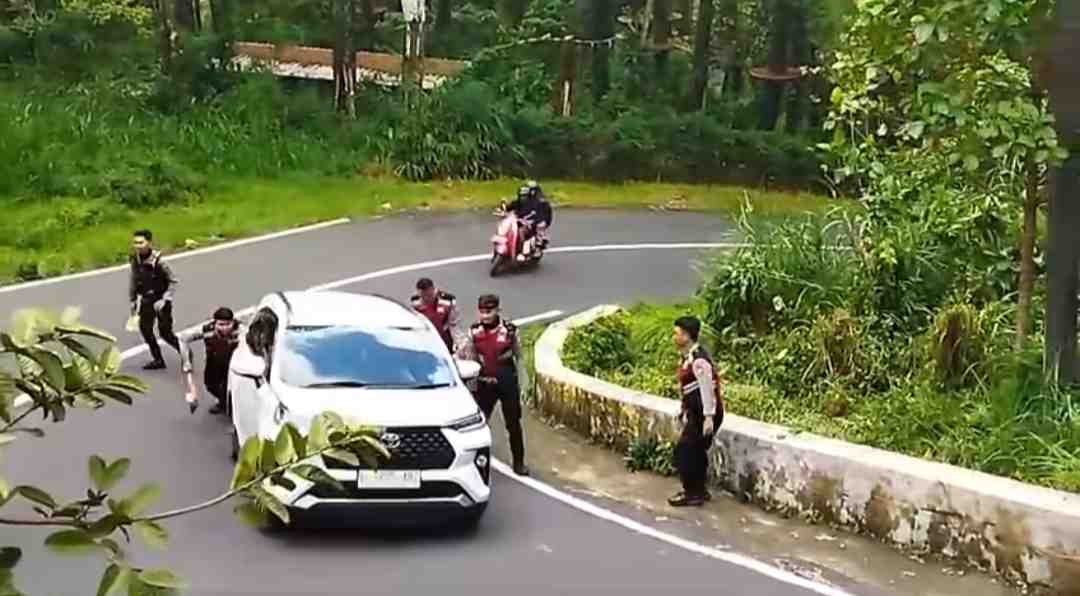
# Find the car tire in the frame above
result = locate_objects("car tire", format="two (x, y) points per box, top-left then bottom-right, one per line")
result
(460, 502), (488, 531)
(230, 428), (239, 462)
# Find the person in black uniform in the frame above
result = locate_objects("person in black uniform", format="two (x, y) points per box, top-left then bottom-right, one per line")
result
(178, 307), (243, 415)
(128, 229), (181, 370)
(669, 316), (725, 507)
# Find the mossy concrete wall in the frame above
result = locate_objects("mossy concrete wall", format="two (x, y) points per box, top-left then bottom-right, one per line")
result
(534, 306), (1080, 594)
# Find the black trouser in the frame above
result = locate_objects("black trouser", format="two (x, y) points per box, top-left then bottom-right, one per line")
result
(138, 297), (180, 362)
(205, 369), (228, 412)
(674, 411), (717, 497)
(475, 372), (525, 465)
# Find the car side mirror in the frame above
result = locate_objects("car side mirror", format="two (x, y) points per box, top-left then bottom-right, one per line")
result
(456, 359), (481, 381)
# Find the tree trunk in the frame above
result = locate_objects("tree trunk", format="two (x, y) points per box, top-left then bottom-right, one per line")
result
(333, 0), (356, 116)
(589, 0), (614, 101)
(756, 0), (789, 130)
(155, 0), (174, 75)
(678, 0), (692, 34)
(1044, 156), (1080, 383)
(1044, 0), (1080, 385)
(688, 0), (715, 110)
(174, 0), (195, 31)
(210, 0), (233, 37)
(552, 39), (578, 116)
(784, 0), (809, 133)
(719, 0), (741, 98)
(1016, 161), (1041, 349)
(436, 0), (452, 32)
(652, 0), (671, 78)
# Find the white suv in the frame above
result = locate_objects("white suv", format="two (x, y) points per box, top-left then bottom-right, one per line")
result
(227, 290), (492, 527)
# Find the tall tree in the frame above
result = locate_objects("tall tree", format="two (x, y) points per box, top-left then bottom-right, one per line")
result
(651, 0), (671, 76)
(152, 0), (174, 75)
(583, 0), (614, 100)
(332, 0), (357, 116)
(688, 0), (715, 110)
(174, 0), (195, 31)
(1044, 0), (1080, 384)
(436, 0), (452, 32)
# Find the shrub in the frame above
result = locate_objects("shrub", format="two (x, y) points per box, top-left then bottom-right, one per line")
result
(562, 312), (634, 377)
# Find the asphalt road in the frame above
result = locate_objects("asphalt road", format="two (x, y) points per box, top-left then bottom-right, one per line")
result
(0, 210), (851, 596)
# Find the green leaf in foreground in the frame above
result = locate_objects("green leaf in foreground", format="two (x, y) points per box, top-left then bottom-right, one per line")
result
(233, 502), (270, 528)
(137, 568), (188, 590)
(14, 485), (55, 509)
(118, 483), (160, 517)
(133, 521), (168, 550)
(0, 548), (20, 570)
(96, 564), (133, 596)
(89, 457), (130, 492)
(44, 529), (98, 555)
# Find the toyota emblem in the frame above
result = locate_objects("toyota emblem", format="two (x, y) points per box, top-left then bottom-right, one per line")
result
(381, 432), (402, 450)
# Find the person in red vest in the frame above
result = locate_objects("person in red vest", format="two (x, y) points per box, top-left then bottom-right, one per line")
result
(410, 277), (463, 353)
(458, 294), (529, 476)
(669, 316), (725, 507)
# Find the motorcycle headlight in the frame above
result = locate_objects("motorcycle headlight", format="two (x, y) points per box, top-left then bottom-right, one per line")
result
(447, 411), (486, 432)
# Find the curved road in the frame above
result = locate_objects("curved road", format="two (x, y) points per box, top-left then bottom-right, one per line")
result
(1, 211), (856, 596)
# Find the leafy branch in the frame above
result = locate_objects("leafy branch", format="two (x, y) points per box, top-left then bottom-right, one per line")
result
(0, 307), (388, 595)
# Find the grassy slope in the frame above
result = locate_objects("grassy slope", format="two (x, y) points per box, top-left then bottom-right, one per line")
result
(0, 175), (838, 285)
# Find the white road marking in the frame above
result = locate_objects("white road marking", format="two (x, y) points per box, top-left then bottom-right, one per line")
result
(511, 310), (564, 326)
(5, 240), (854, 594)
(490, 459), (856, 596)
(0, 217), (351, 294)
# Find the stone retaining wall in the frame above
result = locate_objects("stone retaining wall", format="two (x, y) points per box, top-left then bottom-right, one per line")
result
(533, 305), (1080, 594)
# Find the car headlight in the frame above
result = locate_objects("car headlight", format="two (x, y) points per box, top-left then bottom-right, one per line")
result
(447, 411), (485, 432)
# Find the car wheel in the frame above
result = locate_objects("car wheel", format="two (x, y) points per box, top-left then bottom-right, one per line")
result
(460, 502), (488, 531)
(230, 428), (239, 462)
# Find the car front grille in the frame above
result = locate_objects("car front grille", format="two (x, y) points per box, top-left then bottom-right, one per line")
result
(305, 480), (465, 501)
(323, 427), (456, 470)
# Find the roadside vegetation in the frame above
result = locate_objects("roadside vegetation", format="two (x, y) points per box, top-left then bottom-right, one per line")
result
(0, 0), (846, 285)
(558, 0), (1080, 493)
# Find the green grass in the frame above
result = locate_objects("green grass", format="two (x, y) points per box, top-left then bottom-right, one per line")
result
(563, 303), (1080, 494)
(0, 174), (838, 285)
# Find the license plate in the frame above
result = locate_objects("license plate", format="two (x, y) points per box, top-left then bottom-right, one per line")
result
(357, 470), (421, 489)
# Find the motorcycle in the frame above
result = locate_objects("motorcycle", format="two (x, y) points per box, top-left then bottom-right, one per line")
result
(490, 207), (545, 277)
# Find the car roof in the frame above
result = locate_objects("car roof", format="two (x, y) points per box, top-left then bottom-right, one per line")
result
(277, 291), (427, 329)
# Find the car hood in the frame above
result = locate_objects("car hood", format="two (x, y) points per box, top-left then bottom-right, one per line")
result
(278, 384), (480, 429)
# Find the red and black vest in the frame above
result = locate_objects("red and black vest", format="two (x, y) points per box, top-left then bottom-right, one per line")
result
(200, 322), (241, 380)
(470, 320), (517, 377)
(677, 345), (724, 424)
(412, 291), (456, 349)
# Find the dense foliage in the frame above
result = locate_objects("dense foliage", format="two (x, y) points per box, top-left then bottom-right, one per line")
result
(561, 0), (1079, 492)
(0, 0), (835, 198)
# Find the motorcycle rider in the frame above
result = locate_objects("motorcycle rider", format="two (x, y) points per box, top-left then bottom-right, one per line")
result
(410, 277), (464, 353)
(178, 307), (243, 415)
(669, 316), (725, 507)
(458, 294), (529, 476)
(501, 180), (553, 259)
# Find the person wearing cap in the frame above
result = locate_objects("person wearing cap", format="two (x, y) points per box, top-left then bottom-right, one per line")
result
(178, 307), (244, 415)
(410, 277), (464, 353)
(458, 294), (529, 476)
(669, 316), (725, 507)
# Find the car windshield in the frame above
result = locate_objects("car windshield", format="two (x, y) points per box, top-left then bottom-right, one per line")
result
(278, 325), (456, 389)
